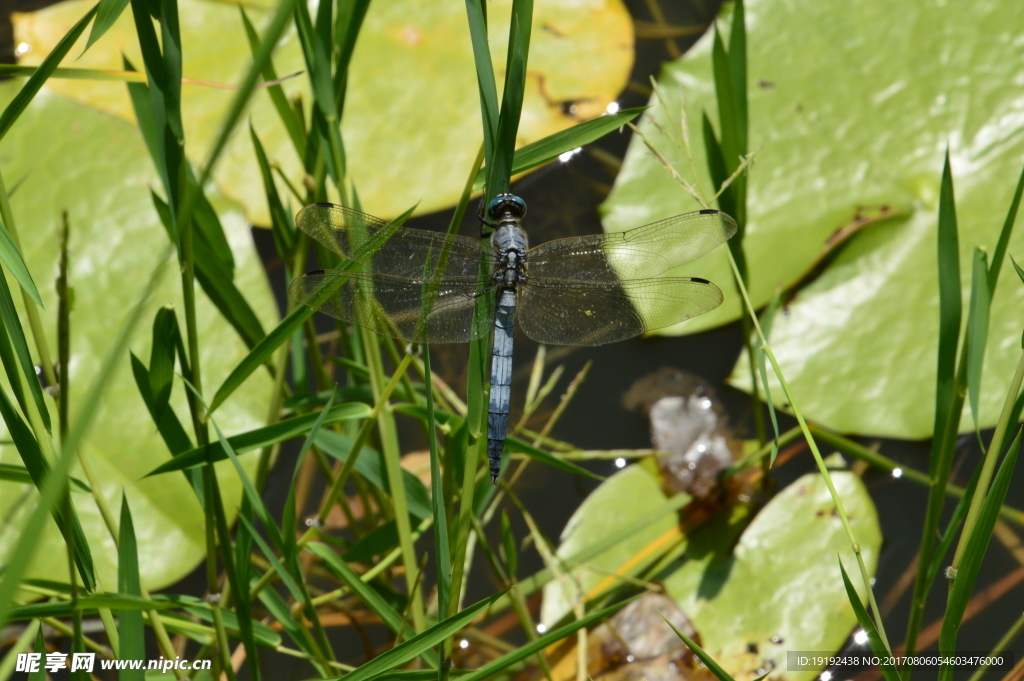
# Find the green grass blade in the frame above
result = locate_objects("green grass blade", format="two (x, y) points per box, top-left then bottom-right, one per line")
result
(702, 112), (735, 215)
(314, 430), (432, 521)
(330, 591), (506, 681)
(924, 462), (982, 591)
(457, 599), (630, 681)
(331, 0), (371, 116)
(499, 510), (517, 579)
(838, 560), (901, 681)
(493, 492), (691, 611)
(504, 436), (602, 480)
(987, 165), (1024, 294)
(662, 612), (738, 681)
(0, 4), (97, 143)
(238, 515), (334, 666)
(210, 305), (313, 413)
(27, 628), (45, 681)
(464, 0), (499, 166)
(484, 0), (533, 200)
(157, 0), (184, 142)
(250, 124), (296, 257)
(198, 0), (299, 186)
(0, 270), (51, 432)
(0, 618), (39, 681)
(933, 150), (963, 445)
(117, 496), (145, 681)
(281, 387), (337, 550)
(423, 346), (452, 623)
(967, 248), (991, 430)
(293, 0), (338, 123)
(130, 353), (200, 496)
(727, 0), (748, 157)
(0, 384), (95, 589)
(363, 331), (423, 632)
(145, 402), (371, 475)
(939, 427), (1021, 680)
(711, 27), (739, 175)
(0, 218), (42, 308)
(907, 151), (965, 657)
(254, 586), (331, 675)
(307, 542), (407, 634)
(205, 407), (284, 550)
(471, 107), (642, 191)
(150, 192), (266, 349)
(0, 463), (88, 492)
(85, 0), (130, 50)
(6, 595), (175, 620)
(240, 5), (305, 157)
(757, 288), (782, 466)
(0, 246), (171, 629)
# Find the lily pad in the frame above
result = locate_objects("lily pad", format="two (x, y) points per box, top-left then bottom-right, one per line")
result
(0, 83), (276, 592)
(602, 0), (1024, 437)
(541, 462), (881, 681)
(14, 0), (633, 224)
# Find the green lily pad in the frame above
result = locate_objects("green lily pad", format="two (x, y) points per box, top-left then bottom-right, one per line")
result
(0, 82), (275, 592)
(541, 461), (881, 681)
(539, 463), (690, 626)
(602, 0), (1024, 437)
(663, 468), (881, 680)
(14, 0), (633, 224)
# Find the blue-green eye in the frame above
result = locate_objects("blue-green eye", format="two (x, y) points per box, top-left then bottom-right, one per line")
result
(487, 194), (527, 220)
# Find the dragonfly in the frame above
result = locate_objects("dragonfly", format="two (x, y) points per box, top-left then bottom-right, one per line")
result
(289, 194), (737, 482)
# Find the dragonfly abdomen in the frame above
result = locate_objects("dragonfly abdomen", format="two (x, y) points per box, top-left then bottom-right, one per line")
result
(487, 288), (516, 483)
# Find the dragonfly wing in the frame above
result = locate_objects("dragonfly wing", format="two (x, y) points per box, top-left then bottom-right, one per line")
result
(296, 203), (499, 278)
(527, 209), (737, 281)
(289, 269), (494, 344)
(518, 277), (723, 346)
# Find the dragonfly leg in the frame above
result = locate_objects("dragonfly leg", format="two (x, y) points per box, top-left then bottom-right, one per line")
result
(477, 197), (499, 234)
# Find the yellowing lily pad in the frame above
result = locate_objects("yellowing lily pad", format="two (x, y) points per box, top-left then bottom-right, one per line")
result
(14, 0), (633, 224)
(602, 0), (1024, 437)
(0, 83), (276, 592)
(542, 461), (881, 681)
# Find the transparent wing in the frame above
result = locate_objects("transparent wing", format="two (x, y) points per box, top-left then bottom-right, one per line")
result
(527, 209), (737, 281)
(518, 277), (723, 346)
(289, 269), (494, 344)
(297, 203), (499, 279)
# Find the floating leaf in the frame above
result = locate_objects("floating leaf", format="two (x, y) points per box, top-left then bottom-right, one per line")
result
(0, 83), (275, 591)
(15, 0), (633, 223)
(604, 0), (1024, 437)
(542, 462), (881, 680)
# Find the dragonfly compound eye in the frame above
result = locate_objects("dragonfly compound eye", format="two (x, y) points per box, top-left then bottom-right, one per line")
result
(487, 194), (527, 220)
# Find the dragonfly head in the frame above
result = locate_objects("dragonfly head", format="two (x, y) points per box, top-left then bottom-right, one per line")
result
(487, 193), (527, 221)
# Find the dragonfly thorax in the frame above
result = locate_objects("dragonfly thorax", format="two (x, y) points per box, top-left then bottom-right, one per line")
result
(492, 222), (528, 289)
